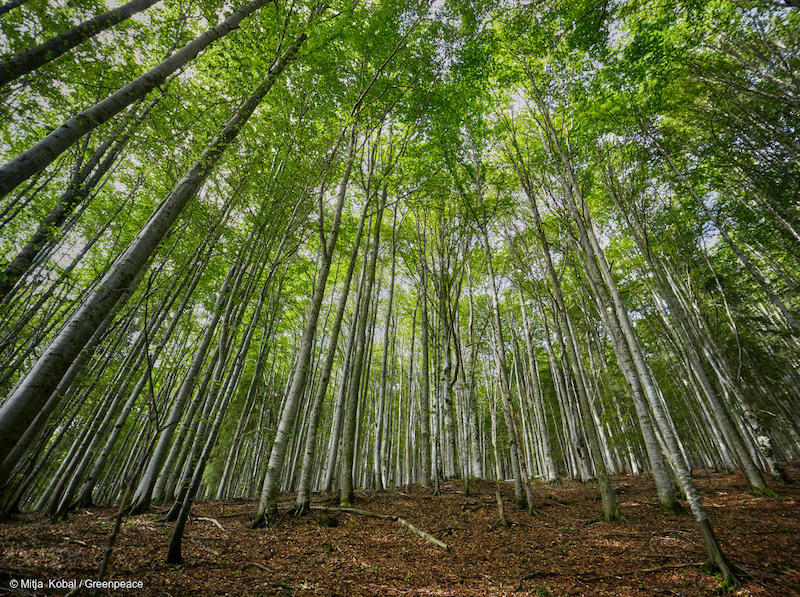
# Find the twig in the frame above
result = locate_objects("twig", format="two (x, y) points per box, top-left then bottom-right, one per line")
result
(516, 562), (704, 591)
(578, 562), (705, 582)
(244, 561), (270, 571)
(483, 573), (505, 595)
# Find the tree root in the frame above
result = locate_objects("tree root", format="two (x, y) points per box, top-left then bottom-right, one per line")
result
(310, 505), (448, 550)
(290, 502), (311, 517)
(751, 486), (779, 498)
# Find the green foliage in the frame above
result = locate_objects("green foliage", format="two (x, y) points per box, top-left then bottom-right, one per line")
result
(0, 0), (796, 519)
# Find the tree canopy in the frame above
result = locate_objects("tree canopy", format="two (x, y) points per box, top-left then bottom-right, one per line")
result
(0, 0), (798, 587)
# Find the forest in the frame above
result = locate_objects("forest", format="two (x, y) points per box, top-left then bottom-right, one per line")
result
(0, 0), (799, 594)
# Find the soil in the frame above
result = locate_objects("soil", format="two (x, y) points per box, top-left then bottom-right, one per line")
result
(2, 468), (799, 596)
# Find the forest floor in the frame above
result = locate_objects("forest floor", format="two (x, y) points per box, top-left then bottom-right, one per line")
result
(1, 468), (800, 596)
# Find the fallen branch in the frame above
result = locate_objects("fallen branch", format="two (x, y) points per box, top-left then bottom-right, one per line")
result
(310, 505), (448, 550)
(196, 516), (225, 532)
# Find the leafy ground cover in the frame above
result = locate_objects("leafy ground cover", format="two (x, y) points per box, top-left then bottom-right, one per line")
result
(2, 468), (799, 596)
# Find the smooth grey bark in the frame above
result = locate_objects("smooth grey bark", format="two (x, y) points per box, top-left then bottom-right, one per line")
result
(74, 245), (211, 509)
(295, 194), (369, 511)
(521, 75), (736, 578)
(0, 96), (160, 301)
(403, 305), (418, 484)
(0, 178), (134, 357)
(606, 173), (771, 493)
(537, 292), (590, 479)
(517, 287), (556, 480)
(416, 222), (433, 488)
(464, 263), (484, 479)
(502, 114), (678, 511)
(486, 371), (509, 527)
(0, 33), (305, 475)
(644, 125), (800, 335)
(158, 352), (219, 502)
(51, 322), (173, 515)
(129, 251), (245, 512)
(571, 182), (737, 576)
(23, 199), (203, 511)
(163, 276), (244, 521)
(321, 305), (360, 493)
(253, 127), (355, 525)
(437, 264), (459, 480)
(216, 270), (287, 500)
(508, 162), (618, 517)
(164, 333), (240, 563)
(478, 222), (527, 509)
(0, 293), (122, 486)
(0, 0), (160, 87)
(215, 197), (308, 501)
(339, 190), (384, 506)
(0, 0), (273, 198)
(373, 204), (398, 489)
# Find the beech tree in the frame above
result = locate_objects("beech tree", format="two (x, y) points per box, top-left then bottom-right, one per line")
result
(1, 0), (797, 587)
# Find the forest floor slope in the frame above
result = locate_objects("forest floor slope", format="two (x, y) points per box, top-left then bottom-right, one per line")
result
(2, 469), (799, 595)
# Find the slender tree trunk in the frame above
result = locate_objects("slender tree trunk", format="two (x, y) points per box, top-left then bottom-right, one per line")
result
(417, 223), (433, 488)
(0, 0), (275, 197)
(0, 0), (161, 87)
(373, 204), (398, 489)
(0, 33), (306, 467)
(339, 189), (384, 506)
(479, 223), (526, 509)
(0, 96), (160, 300)
(294, 195), (369, 512)
(253, 127), (355, 526)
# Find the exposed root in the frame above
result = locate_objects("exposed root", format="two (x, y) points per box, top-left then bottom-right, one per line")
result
(250, 513), (267, 529)
(751, 486), (779, 498)
(290, 502), (310, 517)
(660, 500), (686, 515)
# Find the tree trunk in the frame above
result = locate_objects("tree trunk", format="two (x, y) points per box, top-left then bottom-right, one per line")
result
(253, 127), (355, 526)
(0, 33), (305, 482)
(0, 0), (161, 88)
(294, 193), (369, 512)
(339, 188), (384, 506)
(0, 0), (274, 198)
